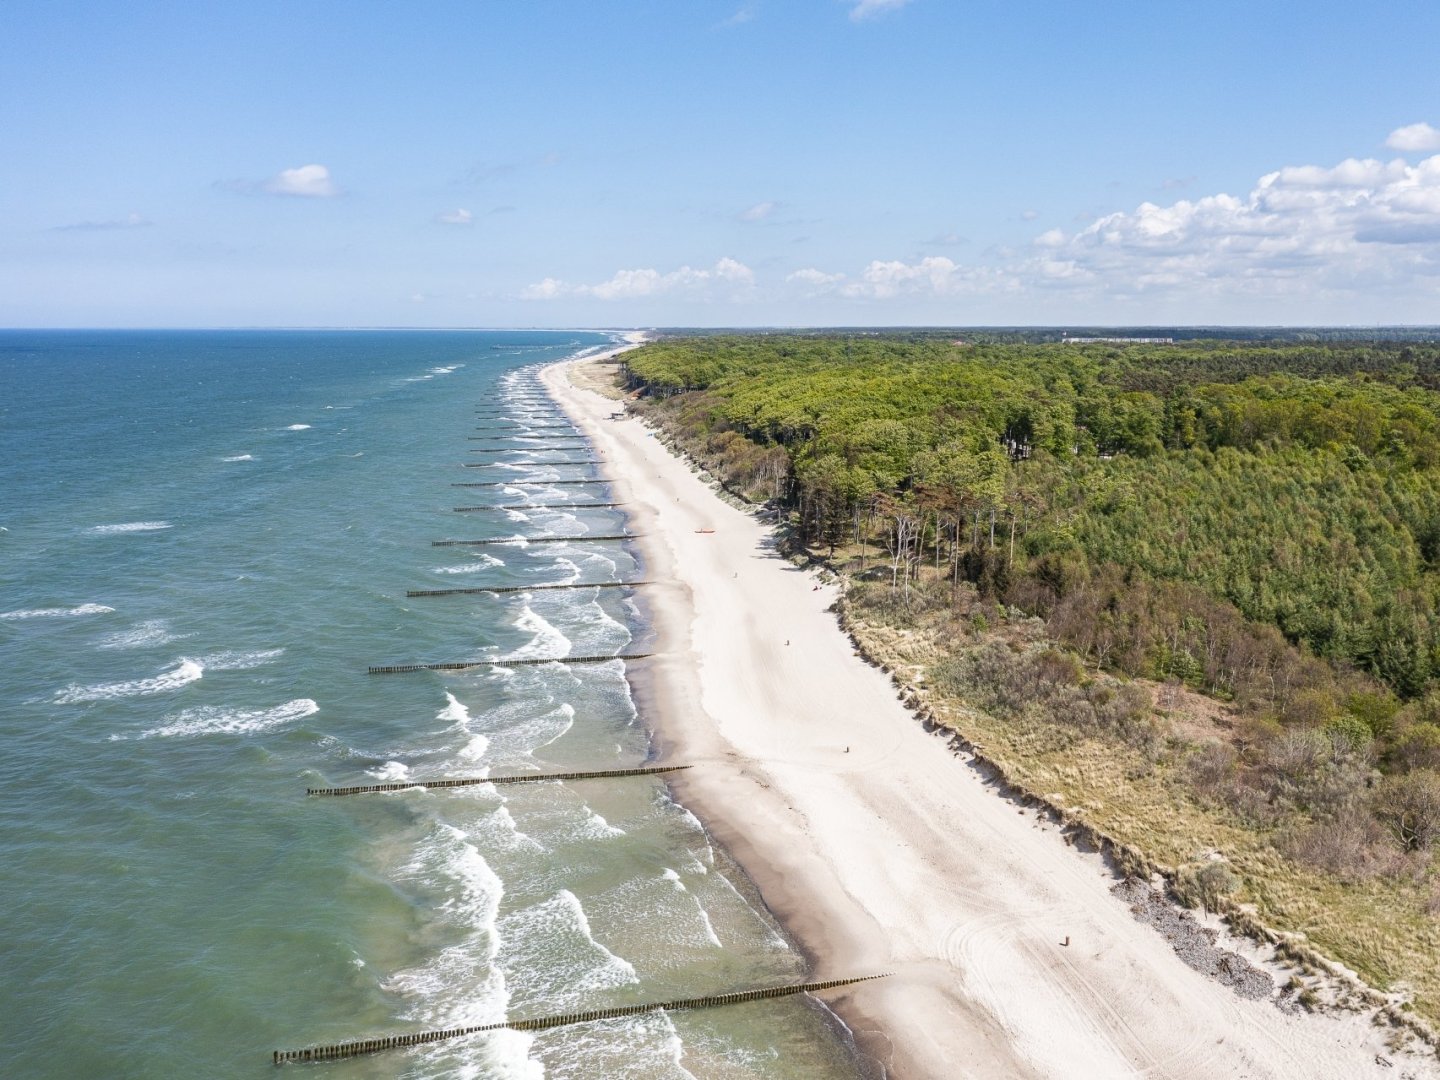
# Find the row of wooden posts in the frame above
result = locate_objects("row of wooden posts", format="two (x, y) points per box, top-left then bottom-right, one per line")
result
(283, 386), (875, 1065)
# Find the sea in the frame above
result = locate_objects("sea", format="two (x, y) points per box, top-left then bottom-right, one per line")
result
(0, 330), (864, 1079)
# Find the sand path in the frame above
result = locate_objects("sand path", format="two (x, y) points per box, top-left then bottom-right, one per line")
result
(543, 349), (1422, 1080)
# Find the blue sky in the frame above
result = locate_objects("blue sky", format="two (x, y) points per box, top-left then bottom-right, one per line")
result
(3, 0), (1439, 327)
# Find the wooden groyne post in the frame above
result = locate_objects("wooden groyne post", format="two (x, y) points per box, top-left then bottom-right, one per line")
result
(272, 975), (887, 1065)
(431, 534), (637, 547)
(307, 764), (689, 797)
(406, 580), (651, 597)
(452, 479), (610, 488)
(461, 460), (603, 468)
(368, 652), (653, 674)
(453, 503), (623, 511)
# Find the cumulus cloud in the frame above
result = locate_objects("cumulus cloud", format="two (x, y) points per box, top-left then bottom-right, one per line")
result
(436, 208), (474, 225)
(718, 3), (758, 26)
(788, 268), (847, 290)
(738, 200), (778, 222)
(849, 0), (911, 20)
(50, 212), (151, 232)
(521, 258), (754, 301)
(262, 164), (339, 197)
(1387, 122), (1440, 153)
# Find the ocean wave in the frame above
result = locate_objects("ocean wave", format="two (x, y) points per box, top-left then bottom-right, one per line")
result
(221, 454), (254, 462)
(89, 522), (172, 534)
(120, 698), (318, 739)
(1, 603), (115, 621)
(429, 364), (463, 375)
(198, 648), (284, 670)
(434, 555), (504, 574)
(438, 692), (471, 725)
(572, 805), (625, 841)
(368, 760), (412, 781)
(285, 423), (312, 431)
(497, 890), (637, 1005)
(511, 605), (571, 659)
(56, 658), (205, 703)
(97, 619), (180, 649)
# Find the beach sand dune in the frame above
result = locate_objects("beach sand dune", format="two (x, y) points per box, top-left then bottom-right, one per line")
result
(544, 348), (1428, 1080)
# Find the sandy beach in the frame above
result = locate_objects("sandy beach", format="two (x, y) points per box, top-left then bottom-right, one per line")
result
(543, 342), (1429, 1080)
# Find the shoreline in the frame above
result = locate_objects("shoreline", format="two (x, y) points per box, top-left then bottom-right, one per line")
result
(541, 338), (1426, 1079)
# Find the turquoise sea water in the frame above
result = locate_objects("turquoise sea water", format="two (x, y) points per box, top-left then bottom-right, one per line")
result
(0, 331), (861, 1079)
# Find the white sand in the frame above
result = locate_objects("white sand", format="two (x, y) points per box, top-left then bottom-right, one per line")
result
(543, 345), (1429, 1079)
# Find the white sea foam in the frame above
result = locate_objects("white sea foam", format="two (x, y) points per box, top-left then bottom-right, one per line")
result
(284, 424), (311, 431)
(1, 603), (115, 621)
(511, 605), (570, 659)
(221, 454), (254, 462)
(384, 824), (510, 1034)
(97, 619), (179, 649)
(198, 648), (284, 670)
(369, 760), (412, 781)
(497, 890), (637, 1004)
(573, 805), (625, 841)
(477, 805), (546, 855)
(89, 521), (172, 534)
(484, 702), (575, 757)
(57, 658), (205, 703)
(438, 692), (471, 725)
(120, 697), (318, 739)
(434, 554), (504, 574)
(429, 364), (462, 375)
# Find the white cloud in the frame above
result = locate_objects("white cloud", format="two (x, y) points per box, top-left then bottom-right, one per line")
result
(436, 208), (474, 226)
(738, 200), (778, 222)
(718, 3), (757, 27)
(849, 0), (912, 20)
(1387, 122), (1440, 153)
(263, 164), (339, 198)
(788, 267), (847, 289)
(521, 258), (755, 302)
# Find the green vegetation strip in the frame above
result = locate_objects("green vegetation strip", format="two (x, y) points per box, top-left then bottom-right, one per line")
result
(272, 975), (886, 1065)
(368, 652), (652, 674)
(432, 535), (636, 547)
(407, 580), (650, 597)
(307, 764), (689, 797)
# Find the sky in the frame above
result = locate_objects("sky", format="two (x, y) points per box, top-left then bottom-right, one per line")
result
(3, 0), (1439, 328)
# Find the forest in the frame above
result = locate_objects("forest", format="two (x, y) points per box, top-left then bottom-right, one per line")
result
(624, 334), (1440, 956)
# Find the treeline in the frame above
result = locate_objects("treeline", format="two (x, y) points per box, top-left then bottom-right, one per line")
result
(627, 335), (1440, 837)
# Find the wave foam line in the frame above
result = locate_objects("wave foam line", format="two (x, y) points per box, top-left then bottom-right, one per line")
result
(88, 522), (172, 534)
(56, 658), (204, 703)
(119, 698), (318, 739)
(2, 603), (114, 621)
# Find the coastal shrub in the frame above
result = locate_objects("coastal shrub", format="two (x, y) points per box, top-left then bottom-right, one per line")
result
(1372, 769), (1440, 852)
(1173, 860), (1241, 912)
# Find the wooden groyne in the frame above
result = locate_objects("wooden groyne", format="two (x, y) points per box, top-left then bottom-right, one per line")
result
(307, 764), (688, 797)
(453, 503), (622, 511)
(407, 580), (651, 597)
(467, 445), (589, 453)
(472, 422), (572, 429)
(272, 975), (886, 1065)
(432, 534), (636, 547)
(368, 652), (652, 674)
(467, 434), (577, 441)
(451, 479), (609, 487)
(461, 460), (602, 468)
